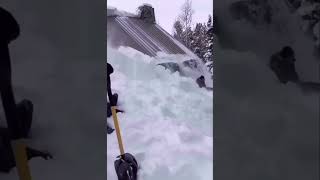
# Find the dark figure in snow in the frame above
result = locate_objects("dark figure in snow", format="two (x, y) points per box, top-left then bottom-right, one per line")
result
(269, 46), (300, 84)
(196, 76), (207, 88)
(270, 46), (320, 93)
(0, 7), (53, 173)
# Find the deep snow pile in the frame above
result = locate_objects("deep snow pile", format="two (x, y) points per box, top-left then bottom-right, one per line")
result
(106, 46), (213, 180)
(152, 52), (213, 88)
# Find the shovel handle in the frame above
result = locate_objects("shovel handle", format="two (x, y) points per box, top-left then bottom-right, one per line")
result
(11, 139), (32, 180)
(111, 106), (125, 155)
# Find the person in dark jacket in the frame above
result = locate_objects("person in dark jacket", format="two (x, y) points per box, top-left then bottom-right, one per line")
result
(269, 46), (320, 93)
(269, 46), (300, 84)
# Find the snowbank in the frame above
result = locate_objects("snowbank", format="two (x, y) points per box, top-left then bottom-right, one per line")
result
(107, 46), (213, 180)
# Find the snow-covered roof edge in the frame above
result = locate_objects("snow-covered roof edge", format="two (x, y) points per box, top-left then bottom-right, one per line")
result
(107, 6), (138, 17)
(141, 3), (153, 8)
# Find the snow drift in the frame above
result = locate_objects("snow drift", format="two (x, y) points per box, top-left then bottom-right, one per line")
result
(106, 46), (213, 180)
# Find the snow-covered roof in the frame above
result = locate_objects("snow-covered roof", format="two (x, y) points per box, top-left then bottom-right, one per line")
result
(141, 3), (153, 8)
(107, 5), (199, 59)
(107, 6), (137, 17)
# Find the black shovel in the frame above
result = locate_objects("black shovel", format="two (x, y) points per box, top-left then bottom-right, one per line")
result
(111, 106), (138, 180)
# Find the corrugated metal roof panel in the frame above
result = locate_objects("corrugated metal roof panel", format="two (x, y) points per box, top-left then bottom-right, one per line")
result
(107, 15), (196, 58)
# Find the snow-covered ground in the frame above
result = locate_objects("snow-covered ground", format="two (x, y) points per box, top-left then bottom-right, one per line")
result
(106, 46), (213, 180)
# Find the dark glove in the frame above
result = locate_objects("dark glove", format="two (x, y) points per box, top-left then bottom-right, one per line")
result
(40, 151), (53, 160)
(110, 99), (116, 107)
(107, 125), (114, 134)
(116, 109), (124, 113)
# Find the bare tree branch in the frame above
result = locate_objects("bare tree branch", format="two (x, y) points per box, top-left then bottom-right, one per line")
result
(178, 0), (194, 30)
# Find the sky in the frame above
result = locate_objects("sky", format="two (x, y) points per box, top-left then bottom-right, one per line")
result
(107, 0), (213, 34)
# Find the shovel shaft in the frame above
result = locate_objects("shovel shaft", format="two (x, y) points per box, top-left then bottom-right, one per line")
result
(111, 106), (125, 155)
(11, 139), (32, 180)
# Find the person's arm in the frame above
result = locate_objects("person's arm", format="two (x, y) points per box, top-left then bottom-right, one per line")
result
(0, 8), (21, 139)
(0, 43), (20, 139)
(107, 75), (115, 106)
(107, 63), (116, 106)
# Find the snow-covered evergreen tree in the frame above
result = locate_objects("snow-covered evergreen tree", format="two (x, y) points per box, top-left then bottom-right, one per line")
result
(172, 0), (214, 76)
(173, 14), (214, 76)
(184, 26), (194, 49)
(190, 23), (207, 59)
(173, 20), (184, 43)
(204, 15), (214, 76)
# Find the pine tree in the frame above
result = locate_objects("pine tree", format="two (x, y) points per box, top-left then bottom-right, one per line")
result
(172, 0), (214, 76)
(190, 23), (208, 61)
(173, 20), (184, 43)
(203, 15), (214, 76)
(190, 23), (202, 57)
(183, 26), (193, 49)
(207, 15), (212, 28)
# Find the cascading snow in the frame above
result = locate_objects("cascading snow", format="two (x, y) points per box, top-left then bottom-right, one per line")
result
(106, 46), (213, 180)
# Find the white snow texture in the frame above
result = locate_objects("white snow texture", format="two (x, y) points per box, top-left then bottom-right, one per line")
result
(106, 46), (213, 180)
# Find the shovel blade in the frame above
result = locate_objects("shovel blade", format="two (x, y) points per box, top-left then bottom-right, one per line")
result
(114, 153), (138, 180)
